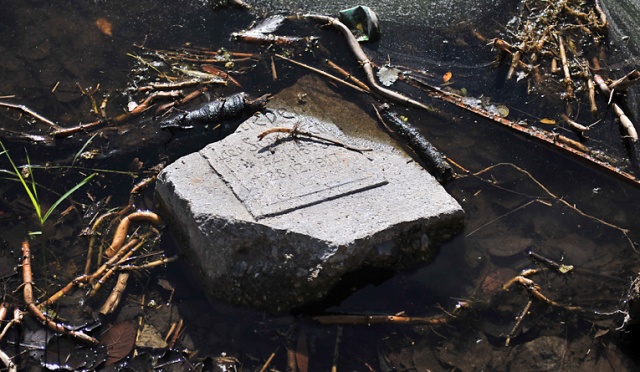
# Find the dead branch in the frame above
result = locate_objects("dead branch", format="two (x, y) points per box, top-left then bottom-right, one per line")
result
(0, 307), (21, 342)
(0, 347), (16, 372)
(505, 300), (532, 346)
(99, 272), (129, 315)
(21, 240), (98, 345)
(325, 59), (371, 92)
(465, 163), (635, 250)
(303, 14), (436, 112)
(104, 211), (163, 258)
(275, 54), (369, 94)
(260, 348), (278, 372)
(311, 313), (451, 325)
(0, 101), (63, 130)
(118, 256), (179, 271)
(50, 120), (103, 138)
(612, 103), (639, 142)
(373, 104), (453, 182)
(557, 35), (574, 99)
(90, 238), (146, 296)
(407, 77), (640, 188)
(503, 269), (583, 312)
(608, 70), (640, 92)
(561, 114), (590, 132)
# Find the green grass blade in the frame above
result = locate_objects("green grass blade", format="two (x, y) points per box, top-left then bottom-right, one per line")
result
(0, 141), (42, 221)
(72, 132), (99, 167)
(41, 173), (97, 224)
(24, 150), (39, 204)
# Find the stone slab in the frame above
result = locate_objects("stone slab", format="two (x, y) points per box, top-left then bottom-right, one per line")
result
(208, 127), (388, 219)
(156, 76), (464, 312)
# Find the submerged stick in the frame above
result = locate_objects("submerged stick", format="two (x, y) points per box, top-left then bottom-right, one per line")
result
(304, 14), (435, 112)
(21, 240), (98, 345)
(105, 211), (163, 258)
(373, 105), (453, 182)
(325, 59), (371, 92)
(99, 272), (129, 315)
(505, 300), (532, 346)
(0, 102), (63, 130)
(275, 54), (368, 93)
(612, 103), (639, 142)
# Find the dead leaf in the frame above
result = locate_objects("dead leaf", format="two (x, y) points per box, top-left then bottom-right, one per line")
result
(443, 71), (452, 83)
(296, 330), (309, 372)
(100, 321), (137, 365)
(136, 324), (168, 349)
(539, 118), (556, 125)
(95, 18), (113, 37)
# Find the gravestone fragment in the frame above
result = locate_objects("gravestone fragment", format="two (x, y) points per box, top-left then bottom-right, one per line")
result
(156, 76), (464, 313)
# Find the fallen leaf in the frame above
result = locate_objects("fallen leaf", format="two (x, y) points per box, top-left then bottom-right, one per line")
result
(95, 18), (113, 37)
(100, 321), (137, 365)
(377, 66), (400, 86)
(443, 71), (452, 83)
(539, 118), (556, 125)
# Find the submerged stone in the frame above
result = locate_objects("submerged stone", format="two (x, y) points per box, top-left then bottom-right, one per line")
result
(155, 77), (464, 313)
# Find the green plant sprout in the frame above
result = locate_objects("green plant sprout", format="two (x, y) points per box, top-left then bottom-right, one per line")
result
(0, 141), (96, 226)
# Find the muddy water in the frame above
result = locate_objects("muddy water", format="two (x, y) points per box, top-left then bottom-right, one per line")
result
(1, 0), (640, 370)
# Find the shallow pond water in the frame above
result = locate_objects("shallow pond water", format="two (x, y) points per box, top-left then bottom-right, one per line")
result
(1, 0), (640, 370)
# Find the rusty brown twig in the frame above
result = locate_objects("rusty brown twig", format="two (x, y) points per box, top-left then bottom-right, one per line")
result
(503, 268), (582, 312)
(21, 240), (99, 345)
(505, 300), (532, 346)
(104, 211), (163, 258)
(275, 54), (369, 93)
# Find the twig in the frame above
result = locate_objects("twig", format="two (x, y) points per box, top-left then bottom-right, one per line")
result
(105, 211), (163, 258)
(407, 76), (640, 188)
(505, 300), (532, 346)
(612, 103), (639, 142)
(303, 14), (436, 112)
(561, 114), (590, 133)
(373, 104), (453, 182)
(21, 240), (98, 345)
(275, 54), (368, 93)
(331, 326), (343, 372)
(557, 35), (574, 99)
(0, 308), (21, 342)
(463, 163), (635, 250)
(167, 319), (183, 349)
(608, 70), (640, 92)
(99, 272), (129, 315)
(260, 348), (278, 372)
(0, 347), (16, 372)
(118, 256), (179, 271)
(257, 125), (372, 152)
(90, 238), (147, 296)
(311, 313), (450, 325)
(503, 269), (583, 312)
(0, 102), (63, 130)
(325, 59), (371, 92)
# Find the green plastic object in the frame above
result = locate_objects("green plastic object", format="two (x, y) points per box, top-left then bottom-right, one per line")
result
(338, 5), (380, 42)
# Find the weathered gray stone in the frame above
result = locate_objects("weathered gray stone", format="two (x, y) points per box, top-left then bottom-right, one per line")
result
(155, 76), (464, 313)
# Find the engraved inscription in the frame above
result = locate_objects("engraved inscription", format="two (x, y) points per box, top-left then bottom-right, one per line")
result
(208, 111), (387, 219)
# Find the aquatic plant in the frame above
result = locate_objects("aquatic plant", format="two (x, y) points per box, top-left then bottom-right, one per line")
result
(0, 141), (96, 226)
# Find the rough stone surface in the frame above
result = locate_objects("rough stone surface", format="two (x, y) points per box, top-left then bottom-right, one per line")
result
(156, 76), (464, 313)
